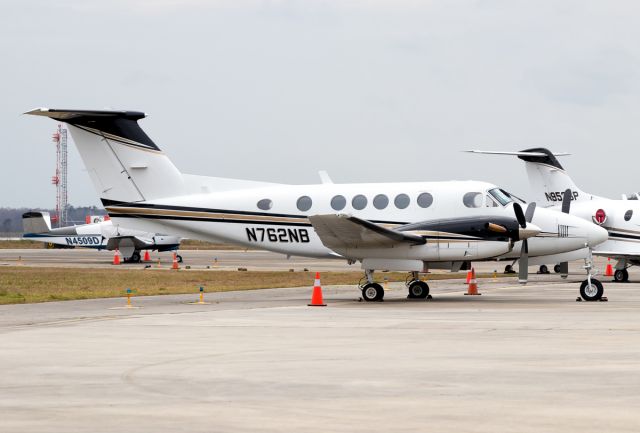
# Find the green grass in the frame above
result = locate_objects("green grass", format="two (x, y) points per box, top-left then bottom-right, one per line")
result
(0, 267), (509, 304)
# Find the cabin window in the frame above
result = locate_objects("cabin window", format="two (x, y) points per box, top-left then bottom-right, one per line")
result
(352, 194), (368, 210)
(463, 192), (483, 208)
(625, 210), (633, 221)
(331, 195), (346, 211)
(373, 194), (389, 210)
(257, 199), (273, 211)
(394, 193), (410, 209)
(296, 196), (313, 212)
(417, 192), (433, 208)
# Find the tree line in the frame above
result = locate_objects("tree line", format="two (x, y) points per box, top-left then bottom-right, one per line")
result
(0, 206), (105, 236)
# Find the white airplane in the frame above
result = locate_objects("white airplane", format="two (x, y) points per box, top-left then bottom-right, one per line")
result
(468, 147), (640, 283)
(26, 109), (608, 301)
(22, 211), (182, 263)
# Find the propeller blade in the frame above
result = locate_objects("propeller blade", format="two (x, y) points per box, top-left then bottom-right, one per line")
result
(559, 261), (568, 276)
(518, 239), (529, 284)
(513, 202), (526, 228)
(525, 202), (536, 223)
(561, 189), (572, 214)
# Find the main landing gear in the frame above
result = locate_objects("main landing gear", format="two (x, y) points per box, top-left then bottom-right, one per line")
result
(124, 250), (141, 263)
(360, 270), (384, 302)
(614, 268), (629, 283)
(579, 250), (605, 302)
(537, 264), (550, 274)
(406, 271), (431, 299)
(359, 270), (432, 302)
(504, 262), (517, 274)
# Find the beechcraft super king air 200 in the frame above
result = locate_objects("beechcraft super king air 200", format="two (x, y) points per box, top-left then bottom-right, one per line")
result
(469, 147), (640, 284)
(26, 109), (609, 301)
(22, 211), (182, 263)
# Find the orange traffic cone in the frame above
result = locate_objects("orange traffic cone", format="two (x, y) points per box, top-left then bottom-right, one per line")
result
(605, 258), (613, 277)
(143, 250), (151, 262)
(172, 252), (179, 270)
(465, 267), (481, 296)
(308, 272), (326, 306)
(465, 270), (472, 284)
(112, 249), (121, 265)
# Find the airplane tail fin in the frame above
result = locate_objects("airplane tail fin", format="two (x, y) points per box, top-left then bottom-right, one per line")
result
(467, 148), (595, 206)
(22, 211), (52, 234)
(25, 108), (185, 205)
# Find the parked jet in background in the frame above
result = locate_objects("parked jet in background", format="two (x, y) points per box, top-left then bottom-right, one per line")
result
(22, 211), (182, 263)
(27, 109), (608, 301)
(468, 148), (640, 283)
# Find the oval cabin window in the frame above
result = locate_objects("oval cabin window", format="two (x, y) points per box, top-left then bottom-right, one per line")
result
(257, 199), (273, 210)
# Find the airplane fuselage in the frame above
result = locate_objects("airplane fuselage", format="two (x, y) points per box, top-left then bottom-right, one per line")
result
(104, 180), (606, 269)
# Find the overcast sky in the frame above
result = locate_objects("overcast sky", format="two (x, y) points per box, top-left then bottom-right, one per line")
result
(2, 0), (640, 208)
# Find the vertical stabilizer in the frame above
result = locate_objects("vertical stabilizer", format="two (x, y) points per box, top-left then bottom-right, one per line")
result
(26, 108), (185, 204)
(517, 148), (594, 206)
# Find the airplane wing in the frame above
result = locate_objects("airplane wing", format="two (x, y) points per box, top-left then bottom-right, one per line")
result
(593, 251), (640, 260)
(106, 235), (154, 251)
(308, 214), (426, 250)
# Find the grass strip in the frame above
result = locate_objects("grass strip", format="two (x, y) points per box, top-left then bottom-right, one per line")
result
(0, 267), (509, 304)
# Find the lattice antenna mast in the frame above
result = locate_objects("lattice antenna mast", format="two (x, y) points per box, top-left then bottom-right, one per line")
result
(51, 124), (69, 227)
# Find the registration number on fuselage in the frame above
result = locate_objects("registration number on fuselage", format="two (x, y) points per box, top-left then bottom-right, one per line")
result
(65, 236), (102, 246)
(246, 227), (310, 243)
(545, 191), (579, 202)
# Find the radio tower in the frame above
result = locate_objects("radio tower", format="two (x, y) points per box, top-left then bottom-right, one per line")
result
(51, 124), (69, 228)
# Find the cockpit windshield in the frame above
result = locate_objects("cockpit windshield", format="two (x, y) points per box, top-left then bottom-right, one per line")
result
(488, 188), (514, 206)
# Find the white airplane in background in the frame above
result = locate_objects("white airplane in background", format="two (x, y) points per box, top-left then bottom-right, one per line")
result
(22, 211), (182, 263)
(468, 148), (640, 283)
(26, 109), (608, 301)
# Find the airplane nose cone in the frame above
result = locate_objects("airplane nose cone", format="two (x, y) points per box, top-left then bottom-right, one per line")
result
(587, 223), (608, 247)
(519, 223), (541, 240)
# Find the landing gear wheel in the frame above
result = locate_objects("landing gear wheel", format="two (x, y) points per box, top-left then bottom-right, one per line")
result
(130, 251), (141, 263)
(554, 264), (561, 273)
(580, 278), (604, 301)
(362, 283), (384, 302)
(504, 265), (515, 274)
(614, 269), (629, 282)
(539, 265), (549, 274)
(408, 280), (430, 299)
(176, 254), (183, 263)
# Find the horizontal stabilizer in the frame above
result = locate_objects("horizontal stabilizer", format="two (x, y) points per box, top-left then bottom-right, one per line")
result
(25, 108), (157, 150)
(308, 214), (425, 251)
(22, 212), (52, 234)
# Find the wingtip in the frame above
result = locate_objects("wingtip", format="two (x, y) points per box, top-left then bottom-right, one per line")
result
(23, 107), (49, 116)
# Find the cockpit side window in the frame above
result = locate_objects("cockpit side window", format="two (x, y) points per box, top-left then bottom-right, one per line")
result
(485, 195), (499, 207)
(463, 192), (484, 208)
(488, 188), (513, 206)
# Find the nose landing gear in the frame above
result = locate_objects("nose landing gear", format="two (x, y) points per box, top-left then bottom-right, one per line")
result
(579, 250), (605, 301)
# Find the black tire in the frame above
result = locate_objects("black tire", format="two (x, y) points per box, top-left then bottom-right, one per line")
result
(408, 280), (430, 299)
(614, 269), (629, 283)
(362, 283), (384, 302)
(176, 254), (183, 263)
(130, 251), (141, 263)
(554, 264), (561, 273)
(539, 265), (549, 274)
(580, 278), (604, 301)
(504, 265), (514, 274)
